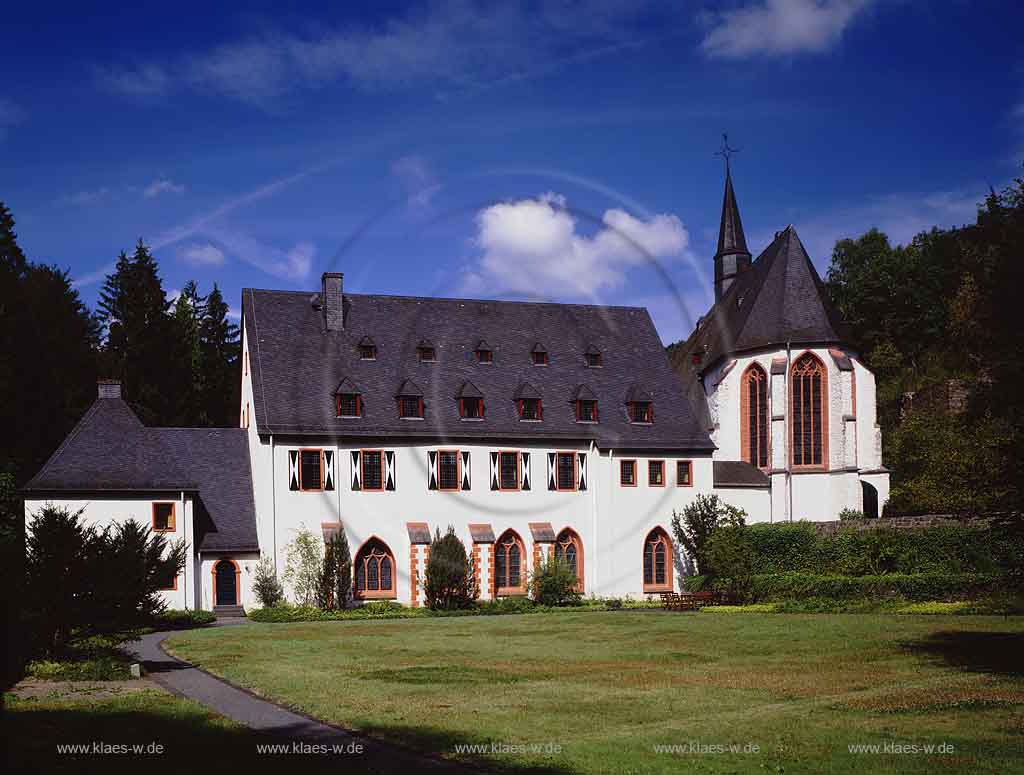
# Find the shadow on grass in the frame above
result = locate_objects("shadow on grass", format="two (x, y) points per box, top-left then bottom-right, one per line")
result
(6, 699), (578, 775)
(903, 630), (1024, 676)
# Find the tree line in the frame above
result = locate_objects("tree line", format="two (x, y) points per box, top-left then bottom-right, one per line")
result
(824, 177), (1024, 514)
(0, 202), (240, 489)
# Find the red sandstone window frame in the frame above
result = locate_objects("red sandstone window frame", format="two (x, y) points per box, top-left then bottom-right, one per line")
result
(575, 399), (598, 423)
(298, 448), (324, 491)
(359, 344), (377, 360)
(532, 351), (549, 366)
(790, 352), (829, 470)
(676, 460), (693, 487)
(475, 348), (493, 363)
(620, 459), (637, 487)
(498, 450), (520, 491)
(159, 573), (178, 591)
(642, 528), (673, 592)
(398, 396), (424, 419)
(740, 362), (770, 470)
(628, 401), (653, 424)
(554, 528), (584, 592)
(518, 398), (542, 421)
(459, 397), (484, 419)
(555, 451), (578, 492)
(360, 449), (384, 492)
(354, 537), (396, 600)
(336, 393), (362, 418)
(494, 529), (527, 596)
(152, 502), (176, 532)
(648, 460), (665, 487)
(437, 448), (462, 492)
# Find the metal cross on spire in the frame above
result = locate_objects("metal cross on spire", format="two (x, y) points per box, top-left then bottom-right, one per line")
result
(714, 133), (740, 171)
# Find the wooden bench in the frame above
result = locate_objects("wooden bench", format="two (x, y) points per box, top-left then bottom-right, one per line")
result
(659, 592), (701, 611)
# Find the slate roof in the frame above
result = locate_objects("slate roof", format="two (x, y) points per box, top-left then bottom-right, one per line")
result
(713, 461), (770, 489)
(673, 226), (848, 378)
(25, 397), (259, 552)
(243, 289), (714, 451)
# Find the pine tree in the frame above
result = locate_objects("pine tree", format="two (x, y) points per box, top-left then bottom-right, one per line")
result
(197, 283), (240, 426)
(171, 281), (204, 425)
(97, 240), (176, 424)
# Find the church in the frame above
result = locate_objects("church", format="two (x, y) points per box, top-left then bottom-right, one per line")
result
(24, 169), (888, 611)
(671, 165), (889, 524)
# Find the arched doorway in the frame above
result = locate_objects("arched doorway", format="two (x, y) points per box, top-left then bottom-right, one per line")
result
(861, 481), (879, 519)
(214, 559), (239, 606)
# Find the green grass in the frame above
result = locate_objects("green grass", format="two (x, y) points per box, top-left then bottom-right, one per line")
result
(6, 684), (426, 773)
(168, 611), (1024, 774)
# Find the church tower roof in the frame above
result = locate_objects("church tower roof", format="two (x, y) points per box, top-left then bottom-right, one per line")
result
(715, 166), (750, 261)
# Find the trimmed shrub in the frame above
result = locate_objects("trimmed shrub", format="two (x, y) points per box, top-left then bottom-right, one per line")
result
(332, 531), (352, 609)
(703, 512), (754, 600)
(671, 494), (746, 573)
(529, 555), (582, 607)
(424, 526), (478, 610)
(252, 557), (284, 608)
(154, 609), (216, 629)
(744, 572), (1003, 603)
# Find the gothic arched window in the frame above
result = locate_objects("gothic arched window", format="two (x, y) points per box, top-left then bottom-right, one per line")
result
(355, 537), (395, 599)
(791, 353), (827, 467)
(741, 363), (769, 469)
(494, 530), (525, 596)
(642, 528), (673, 592)
(554, 528), (583, 592)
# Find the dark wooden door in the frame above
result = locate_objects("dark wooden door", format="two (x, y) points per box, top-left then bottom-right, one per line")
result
(215, 561), (237, 605)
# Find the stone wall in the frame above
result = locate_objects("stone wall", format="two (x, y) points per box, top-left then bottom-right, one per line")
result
(808, 514), (995, 535)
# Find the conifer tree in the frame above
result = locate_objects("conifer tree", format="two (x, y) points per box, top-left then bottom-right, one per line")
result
(197, 283), (240, 426)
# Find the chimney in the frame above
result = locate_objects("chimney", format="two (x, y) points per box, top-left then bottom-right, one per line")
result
(97, 379), (122, 399)
(321, 272), (344, 331)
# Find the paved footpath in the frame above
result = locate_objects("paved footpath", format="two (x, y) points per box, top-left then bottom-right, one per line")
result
(127, 622), (483, 773)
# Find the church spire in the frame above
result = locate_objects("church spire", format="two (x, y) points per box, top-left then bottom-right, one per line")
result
(713, 135), (752, 302)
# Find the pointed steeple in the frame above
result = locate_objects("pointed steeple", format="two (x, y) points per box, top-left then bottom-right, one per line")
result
(713, 153), (752, 302)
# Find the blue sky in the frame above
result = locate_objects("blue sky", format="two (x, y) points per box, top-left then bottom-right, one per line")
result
(2, 1), (1022, 344)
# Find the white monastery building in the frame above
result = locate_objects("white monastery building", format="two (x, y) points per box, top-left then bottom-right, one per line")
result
(24, 171), (888, 612)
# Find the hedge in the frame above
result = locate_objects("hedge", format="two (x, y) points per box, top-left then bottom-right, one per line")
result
(743, 572), (1004, 602)
(155, 609), (216, 629)
(746, 522), (1017, 576)
(248, 597), (660, 623)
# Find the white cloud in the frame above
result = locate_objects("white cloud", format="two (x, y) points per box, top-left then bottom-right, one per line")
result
(179, 243), (225, 266)
(96, 3), (656, 107)
(144, 178), (185, 198)
(202, 226), (314, 282)
(462, 193), (689, 298)
(701, 0), (872, 59)
(391, 154), (440, 208)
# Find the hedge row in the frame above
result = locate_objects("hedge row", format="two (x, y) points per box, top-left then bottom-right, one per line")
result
(743, 572), (1005, 602)
(746, 522), (1018, 576)
(248, 597), (660, 623)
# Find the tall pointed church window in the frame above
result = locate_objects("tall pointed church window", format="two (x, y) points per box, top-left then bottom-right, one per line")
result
(741, 364), (769, 469)
(791, 353), (827, 467)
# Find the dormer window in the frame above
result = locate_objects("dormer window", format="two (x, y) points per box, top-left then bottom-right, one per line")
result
(584, 345), (602, 368)
(576, 399), (598, 422)
(519, 398), (542, 420)
(358, 336), (377, 360)
(626, 386), (654, 424)
(628, 401), (653, 424)
(532, 343), (549, 366)
(399, 396), (423, 418)
(396, 379), (424, 419)
(417, 343), (437, 362)
(334, 377), (362, 418)
(337, 393), (361, 418)
(475, 340), (493, 363)
(514, 382), (542, 421)
(460, 397), (483, 418)
(458, 381), (484, 420)
(574, 385), (598, 423)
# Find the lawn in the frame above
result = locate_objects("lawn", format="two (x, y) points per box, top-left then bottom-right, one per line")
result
(5, 682), (411, 773)
(168, 611), (1024, 774)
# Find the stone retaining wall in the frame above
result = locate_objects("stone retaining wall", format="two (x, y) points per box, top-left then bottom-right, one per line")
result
(808, 514), (997, 535)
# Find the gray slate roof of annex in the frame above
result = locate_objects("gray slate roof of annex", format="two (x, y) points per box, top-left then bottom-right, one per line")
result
(25, 398), (259, 553)
(243, 289), (713, 451)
